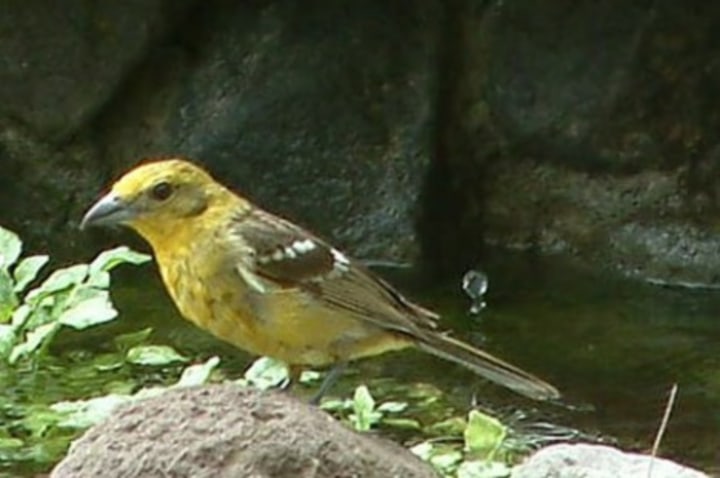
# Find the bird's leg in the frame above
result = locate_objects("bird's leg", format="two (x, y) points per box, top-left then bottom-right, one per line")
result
(309, 362), (347, 405)
(280, 364), (303, 391)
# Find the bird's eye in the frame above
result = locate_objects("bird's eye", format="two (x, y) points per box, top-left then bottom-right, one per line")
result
(150, 181), (174, 201)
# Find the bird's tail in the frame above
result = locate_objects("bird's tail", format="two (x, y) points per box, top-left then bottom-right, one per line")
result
(415, 333), (560, 401)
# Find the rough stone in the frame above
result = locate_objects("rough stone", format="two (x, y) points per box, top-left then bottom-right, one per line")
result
(0, 0), (194, 140)
(512, 443), (709, 478)
(50, 384), (437, 478)
(95, 0), (441, 261)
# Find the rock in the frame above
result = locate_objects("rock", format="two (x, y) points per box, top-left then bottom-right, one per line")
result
(50, 384), (437, 478)
(96, 0), (441, 261)
(0, 0), (194, 140)
(512, 443), (709, 478)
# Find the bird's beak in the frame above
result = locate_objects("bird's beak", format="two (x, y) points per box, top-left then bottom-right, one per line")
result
(80, 192), (136, 230)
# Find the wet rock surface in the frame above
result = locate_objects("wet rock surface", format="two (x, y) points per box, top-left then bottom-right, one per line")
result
(1, 1), (720, 283)
(50, 384), (437, 478)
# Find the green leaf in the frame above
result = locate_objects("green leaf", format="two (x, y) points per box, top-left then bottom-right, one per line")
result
(27, 264), (88, 303)
(85, 270), (110, 289)
(464, 410), (507, 458)
(113, 327), (153, 353)
(10, 304), (31, 328)
(174, 356), (221, 387)
(243, 356), (289, 390)
(410, 441), (435, 460)
(91, 353), (125, 372)
(376, 401), (408, 413)
(0, 227), (22, 270)
(51, 394), (132, 429)
(429, 449), (463, 473)
(0, 437), (24, 449)
(380, 417), (422, 430)
(0, 269), (17, 322)
(9, 322), (60, 363)
(58, 294), (118, 329)
(21, 404), (64, 437)
(319, 398), (352, 412)
(0, 324), (16, 358)
(425, 416), (467, 437)
(350, 385), (381, 431)
(12, 255), (49, 293)
(126, 345), (188, 366)
(457, 460), (511, 478)
(89, 246), (151, 276)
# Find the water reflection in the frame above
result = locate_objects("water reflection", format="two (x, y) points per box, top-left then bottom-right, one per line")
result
(6, 249), (720, 474)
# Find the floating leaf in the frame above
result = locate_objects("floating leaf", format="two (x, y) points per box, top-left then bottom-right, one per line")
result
(12, 255), (49, 293)
(113, 327), (153, 353)
(243, 356), (289, 390)
(0, 227), (22, 271)
(91, 353), (125, 372)
(381, 417), (422, 430)
(58, 294), (118, 329)
(89, 246), (151, 276)
(126, 345), (188, 366)
(174, 356), (221, 387)
(464, 410), (507, 458)
(377, 401), (408, 413)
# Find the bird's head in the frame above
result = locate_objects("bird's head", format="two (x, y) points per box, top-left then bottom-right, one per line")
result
(81, 158), (231, 243)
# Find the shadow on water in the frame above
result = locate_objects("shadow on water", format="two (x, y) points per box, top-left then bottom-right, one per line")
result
(4, 249), (720, 475)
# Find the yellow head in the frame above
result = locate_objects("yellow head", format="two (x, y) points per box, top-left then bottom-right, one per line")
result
(81, 158), (234, 245)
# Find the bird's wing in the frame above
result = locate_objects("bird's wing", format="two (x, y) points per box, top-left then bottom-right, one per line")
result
(230, 209), (439, 332)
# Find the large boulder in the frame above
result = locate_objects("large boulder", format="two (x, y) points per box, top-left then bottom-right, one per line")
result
(51, 385), (437, 478)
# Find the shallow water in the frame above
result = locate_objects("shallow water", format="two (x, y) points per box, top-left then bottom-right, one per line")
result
(2, 250), (719, 475)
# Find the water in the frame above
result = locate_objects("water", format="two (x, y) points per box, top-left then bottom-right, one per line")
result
(2, 250), (719, 475)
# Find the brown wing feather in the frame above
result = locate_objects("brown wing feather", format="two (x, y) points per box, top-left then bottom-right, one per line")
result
(232, 209), (439, 331)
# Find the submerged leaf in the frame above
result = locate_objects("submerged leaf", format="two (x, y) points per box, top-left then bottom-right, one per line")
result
(126, 345), (188, 366)
(113, 327), (153, 353)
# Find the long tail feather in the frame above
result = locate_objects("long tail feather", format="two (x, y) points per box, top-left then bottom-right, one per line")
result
(415, 333), (560, 400)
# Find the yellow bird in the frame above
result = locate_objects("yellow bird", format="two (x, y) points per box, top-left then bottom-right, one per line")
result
(81, 158), (559, 402)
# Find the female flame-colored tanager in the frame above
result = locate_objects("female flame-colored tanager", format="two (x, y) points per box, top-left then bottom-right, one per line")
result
(81, 159), (559, 401)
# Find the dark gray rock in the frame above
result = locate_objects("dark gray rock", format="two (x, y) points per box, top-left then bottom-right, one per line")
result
(512, 443), (708, 478)
(0, 0), (193, 140)
(50, 385), (437, 478)
(97, 0), (441, 261)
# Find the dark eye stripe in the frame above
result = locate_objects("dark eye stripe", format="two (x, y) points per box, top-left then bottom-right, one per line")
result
(151, 181), (173, 201)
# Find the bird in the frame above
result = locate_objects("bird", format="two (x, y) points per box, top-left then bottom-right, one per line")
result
(81, 158), (560, 402)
